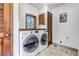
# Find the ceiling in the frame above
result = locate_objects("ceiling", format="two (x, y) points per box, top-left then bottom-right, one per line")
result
(29, 3), (66, 9)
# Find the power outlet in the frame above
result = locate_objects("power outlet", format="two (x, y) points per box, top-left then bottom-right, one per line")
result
(60, 41), (62, 43)
(66, 36), (69, 40)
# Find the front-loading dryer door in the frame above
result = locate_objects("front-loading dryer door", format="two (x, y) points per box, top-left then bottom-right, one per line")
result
(40, 33), (48, 45)
(23, 35), (39, 53)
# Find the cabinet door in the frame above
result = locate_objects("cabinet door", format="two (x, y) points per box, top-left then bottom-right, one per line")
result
(39, 13), (45, 25)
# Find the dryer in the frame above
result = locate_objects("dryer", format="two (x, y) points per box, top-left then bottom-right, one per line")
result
(39, 30), (48, 53)
(20, 30), (39, 56)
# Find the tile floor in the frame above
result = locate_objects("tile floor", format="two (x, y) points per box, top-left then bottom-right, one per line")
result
(37, 43), (78, 56)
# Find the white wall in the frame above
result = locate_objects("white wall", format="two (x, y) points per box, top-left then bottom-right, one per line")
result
(19, 4), (52, 29)
(13, 3), (19, 56)
(19, 3), (39, 29)
(52, 3), (79, 49)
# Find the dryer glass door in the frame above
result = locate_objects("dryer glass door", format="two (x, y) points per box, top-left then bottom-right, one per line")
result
(41, 33), (47, 45)
(23, 35), (39, 53)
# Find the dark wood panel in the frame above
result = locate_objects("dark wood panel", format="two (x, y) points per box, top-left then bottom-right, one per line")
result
(47, 12), (52, 46)
(48, 33), (52, 41)
(48, 41), (52, 46)
(39, 13), (45, 25)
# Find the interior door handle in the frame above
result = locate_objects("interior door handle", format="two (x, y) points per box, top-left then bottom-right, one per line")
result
(0, 32), (10, 39)
(5, 33), (9, 37)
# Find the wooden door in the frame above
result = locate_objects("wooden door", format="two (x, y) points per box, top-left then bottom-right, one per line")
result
(47, 12), (52, 46)
(0, 3), (13, 56)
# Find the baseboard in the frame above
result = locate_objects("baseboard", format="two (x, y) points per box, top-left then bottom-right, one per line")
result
(78, 49), (79, 56)
(52, 42), (78, 52)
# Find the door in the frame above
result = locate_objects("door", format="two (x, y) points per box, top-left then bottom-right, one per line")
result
(47, 12), (52, 46)
(0, 3), (13, 56)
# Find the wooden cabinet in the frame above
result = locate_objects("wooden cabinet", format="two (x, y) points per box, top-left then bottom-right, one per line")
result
(0, 3), (13, 56)
(47, 12), (52, 46)
(39, 13), (45, 25)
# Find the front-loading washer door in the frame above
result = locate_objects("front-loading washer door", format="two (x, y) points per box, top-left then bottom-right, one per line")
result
(41, 33), (47, 45)
(23, 35), (39, 53)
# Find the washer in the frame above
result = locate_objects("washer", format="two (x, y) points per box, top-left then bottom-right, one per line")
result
(39, 30), (48, 52)
(20, 30), (39, 56)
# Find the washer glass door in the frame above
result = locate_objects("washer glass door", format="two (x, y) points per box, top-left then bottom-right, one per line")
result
(23, 35), (39, 53)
